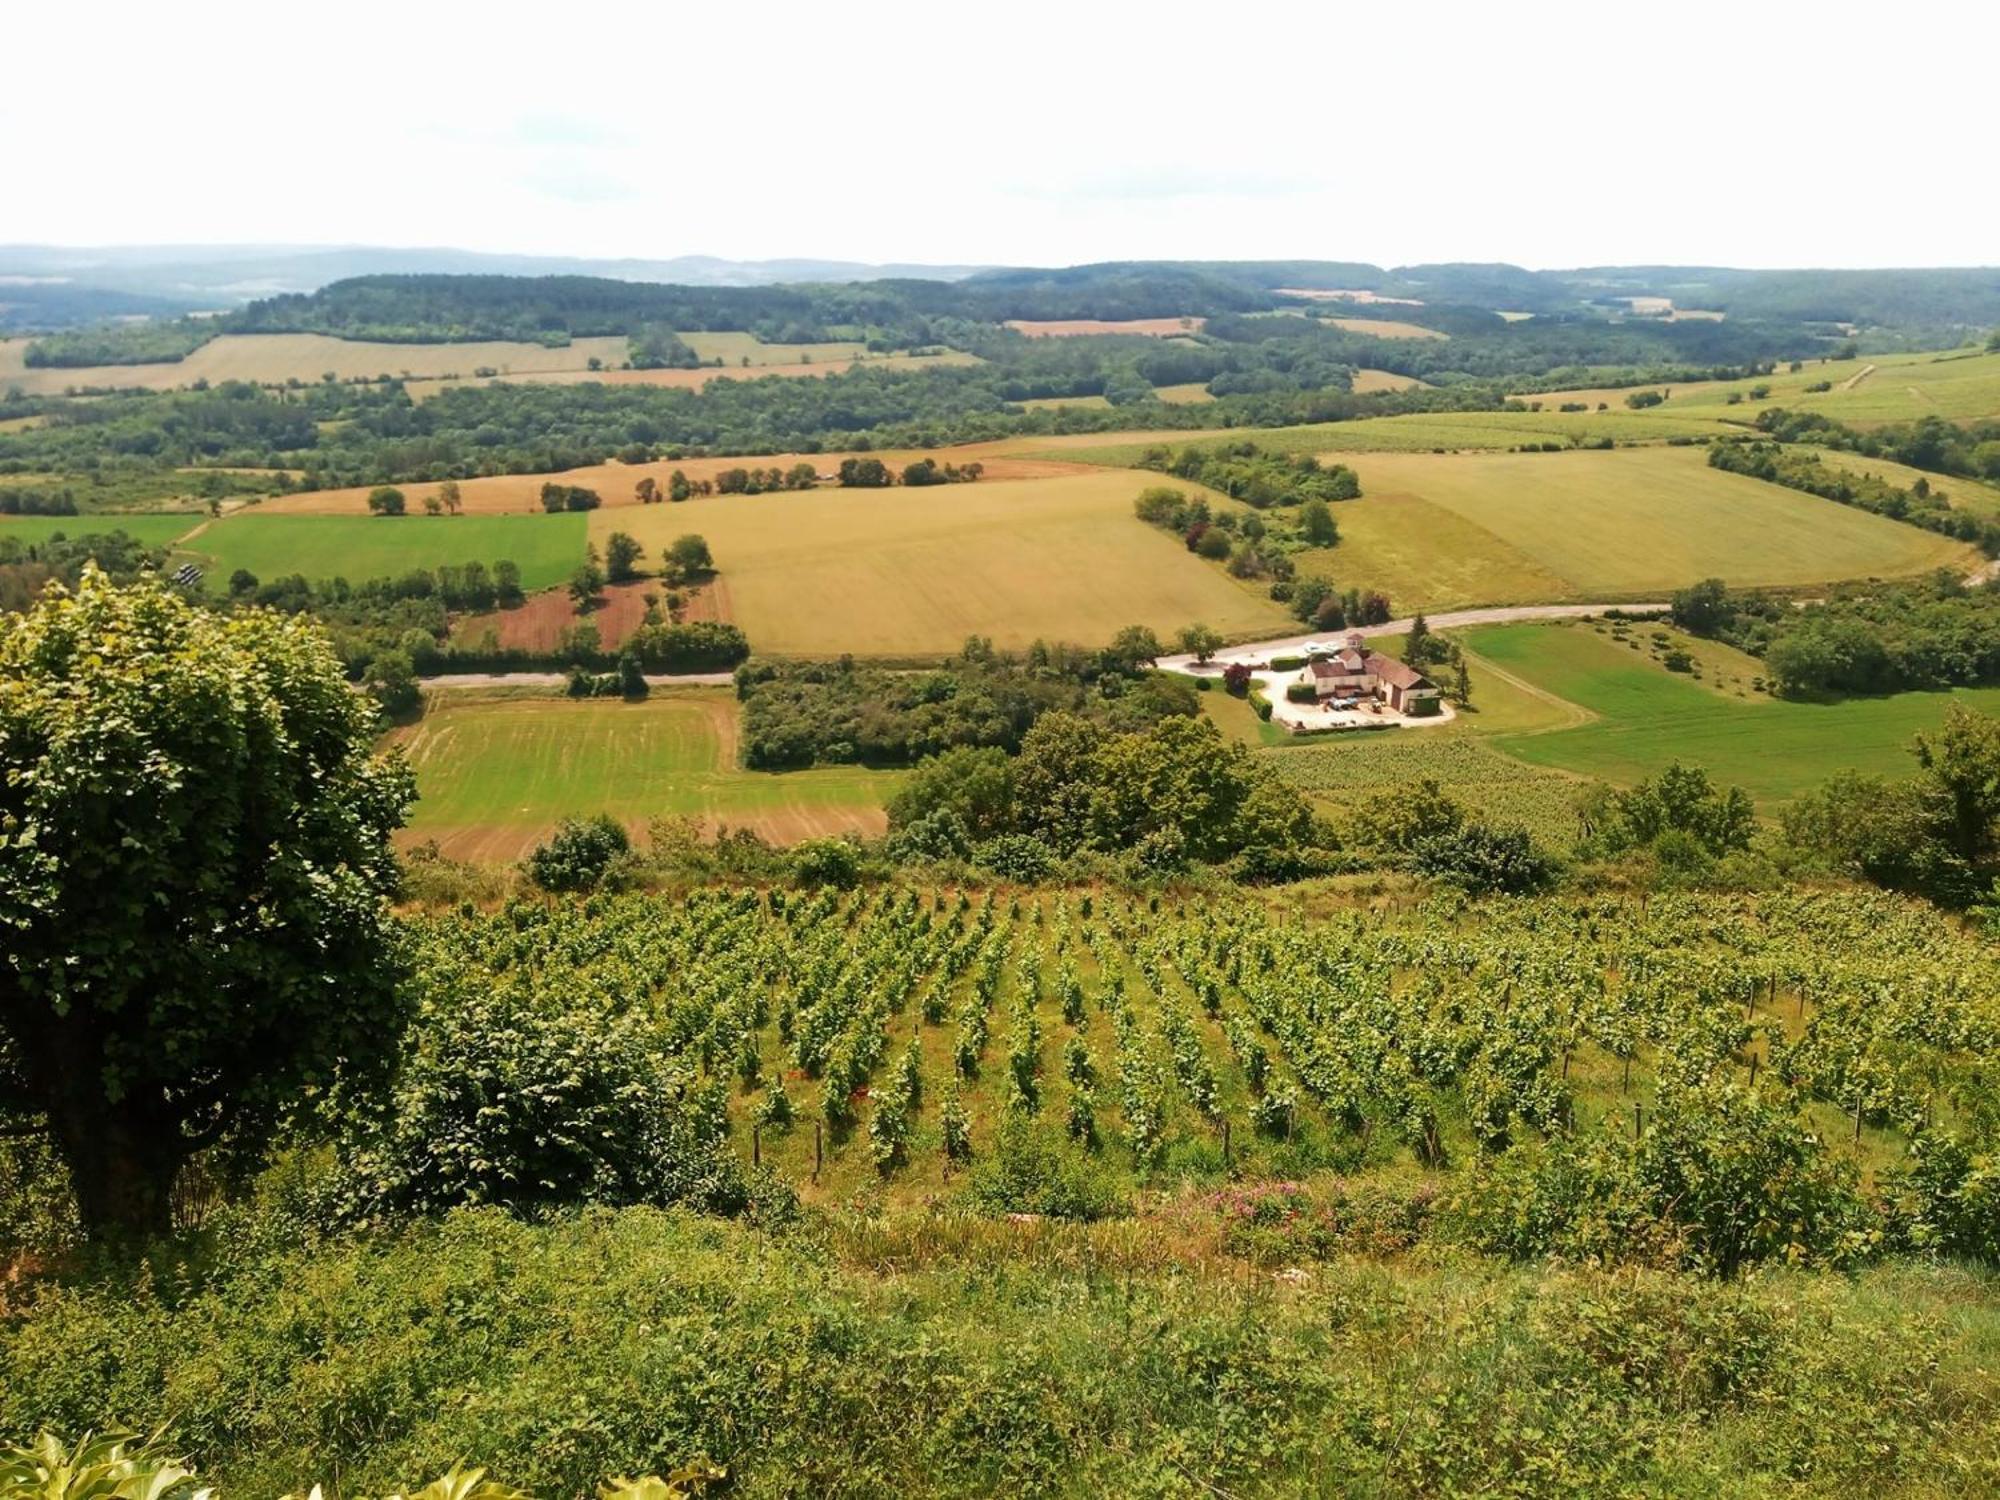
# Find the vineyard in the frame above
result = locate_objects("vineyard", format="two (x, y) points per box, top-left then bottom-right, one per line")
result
(407, 884), (1999, 1263)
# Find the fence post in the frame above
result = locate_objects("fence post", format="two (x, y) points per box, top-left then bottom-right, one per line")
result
(814, 1121), (823, 1180)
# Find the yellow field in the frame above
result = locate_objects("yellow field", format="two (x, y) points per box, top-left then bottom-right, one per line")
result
(1018, 394), (1111, 411)
(1516, 348), (2000, 426)
(588, 471), (1292, 656)
(264, 446), (1092, 516)
(1153, 382), (1215, 404)
(0, 333), (631, 395)
(1322, 317), (1447, 340)
(1350, 368), (1427, 394)
(1309, 445), (1975, 609)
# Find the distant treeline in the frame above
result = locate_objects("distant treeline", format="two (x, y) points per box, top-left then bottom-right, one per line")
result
(1755, 407), (2000, 484)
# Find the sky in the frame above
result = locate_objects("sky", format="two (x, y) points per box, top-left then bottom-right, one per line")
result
(7, 0), (1994, 271)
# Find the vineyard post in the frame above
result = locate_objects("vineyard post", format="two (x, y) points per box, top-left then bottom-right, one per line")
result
(1748, 1053), (1759, 1087)
(1621, 1052), (1631, 1092)
(1633, 1102), (1643, 1138)
(753, 1123), (761, 1169)
(1222, 1119), (1231, 1167)
(1853, 1097), (1863, 1145)
(814, 1121), (823, 1180)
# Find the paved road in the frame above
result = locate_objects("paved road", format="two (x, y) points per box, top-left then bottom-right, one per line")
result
(1154, 602), (1669, 671)
(421, 670), (737, 689)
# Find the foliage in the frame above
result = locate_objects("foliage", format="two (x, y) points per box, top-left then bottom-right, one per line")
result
(524, 815), (632, 892)
(0, 569), (412, 1239)
(0, 1427), (210, 1500)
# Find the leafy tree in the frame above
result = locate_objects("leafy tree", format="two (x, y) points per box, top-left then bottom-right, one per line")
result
(1600, 764), (1754, 856)
(1177, 622), (1224, 662)
(667, 469), (692, 502)
(837, 457), (893, 488)
(666, 533), (714, 582)
(1105, 624), (1164, 671)
(634, 475), (659, 504)
(889, 746), (1016, 841)
(438, 479), (463, 515)
(569, 557), (606, 610)
(364, 646), (420, 716)
(366, 485), (406, 516)
(1913, 704), (2000, 866)
(605, 530), (644, 583)
(1297, 497), (1338, 547)
(0, 568), (412, 1238)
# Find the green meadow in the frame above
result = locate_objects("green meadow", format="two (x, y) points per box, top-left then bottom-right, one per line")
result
(179, 512), (586, 591)
(1467, 621), (2000, 803)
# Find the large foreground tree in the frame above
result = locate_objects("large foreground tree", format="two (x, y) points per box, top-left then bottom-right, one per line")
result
(0, 567), (414, 1239)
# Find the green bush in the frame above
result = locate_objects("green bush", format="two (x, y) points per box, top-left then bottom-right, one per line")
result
(967, 1120), (1126, 1221)
(1285, 682), (1318, 704)
(524, 815), (631, 891)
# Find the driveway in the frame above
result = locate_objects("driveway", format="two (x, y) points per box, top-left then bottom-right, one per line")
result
(1153, 601), (1667, 673)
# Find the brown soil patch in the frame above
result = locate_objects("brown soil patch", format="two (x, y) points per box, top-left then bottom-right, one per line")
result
(1005, 318), (1207, 338)
(453, 580), (716, 653)
(261, 449), (1098, 516)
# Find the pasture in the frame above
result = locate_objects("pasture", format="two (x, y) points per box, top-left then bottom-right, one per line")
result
(1305, 445), (1972, 608)
(178, 511), (585, 591)
(591, 470), (1292, 656)
(1032, 408), (1739, 467)
(1467, 620), (2000, 803)
(1812, 446), (2000, 518)
(388, 689), (893, 859)
(0, 333), (631, 395)
(1519, 347), (2000, 427)
(0, 513), (202, 548)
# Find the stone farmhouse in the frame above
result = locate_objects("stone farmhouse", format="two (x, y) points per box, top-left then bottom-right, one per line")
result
(1305, 631), (1441, 715)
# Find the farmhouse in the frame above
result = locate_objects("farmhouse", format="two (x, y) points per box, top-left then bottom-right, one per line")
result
(1305, 631), (1441, 715)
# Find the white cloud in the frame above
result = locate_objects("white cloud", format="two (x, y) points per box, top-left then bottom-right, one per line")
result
(4, 0), (1992, 269)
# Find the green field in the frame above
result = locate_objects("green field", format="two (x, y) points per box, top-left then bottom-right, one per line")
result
(593, 471), (1291, 656)
(1524, 348), (2000, 428)
(391, 689), (896, 860)
(180, 512), (585, 591)
(1306, 445), (1974, 610)
(1465, 620), (2000, 803)
(1032, 408), (1742, 467)
(0, 513), (203, 548)
(1813, 446), (2000, 518)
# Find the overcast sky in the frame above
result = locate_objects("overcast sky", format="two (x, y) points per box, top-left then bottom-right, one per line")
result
(8, 1), (1992, 270)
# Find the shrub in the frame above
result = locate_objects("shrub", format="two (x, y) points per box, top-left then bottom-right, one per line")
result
(525, 814), (631, 891)
(968, 1120), (1126, 1220)
(1221, 661), (1252, 696)
(791, 837), (861, 888)
(1409, 822), (1557, 895)
(974, 833), (1057, 883)
(1286, 682), (1318, 704)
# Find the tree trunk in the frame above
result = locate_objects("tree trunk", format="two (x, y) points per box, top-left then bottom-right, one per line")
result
(51, 1094), (183, 1241)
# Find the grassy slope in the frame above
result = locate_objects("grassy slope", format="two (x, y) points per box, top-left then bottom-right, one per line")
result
(389, 689), (896, 859)
(0, 513), (203, 547)
(1468, 620), (2000, 802)
(594, 472), (1292, 656)
(1522, 348), (2000, 427)
(179, 512), (586, 592)
(1305, 445), (1973, 611)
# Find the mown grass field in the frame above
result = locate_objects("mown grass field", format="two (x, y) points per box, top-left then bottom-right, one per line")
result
(179, 512), (585, 591)
(1305, 445), (1973, 609)
(1467, 620), (2000, 803)
(1520, 347), (2000, 427)
(0, 513), (203, 548)
(389, 689), (895, 860)
(1152, 381), (1215, 403)
(593, 471), (1292, 656)
(1812, 446), (2000, 518)
(1350, 368), (1428, 393)
(0, 333), (632, 395)
(1030, 408), (1742, 467)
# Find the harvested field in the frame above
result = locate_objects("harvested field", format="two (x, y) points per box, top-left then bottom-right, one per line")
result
(265, 446), (1094, 516)
(589, 470), (1291, 656)
(0, 333), (630, 395)
(1006, 318), (1207, 338)
(1350, 368), (1427, 393)
(1275, 288), (1423, 305)
(452, 579), (720, 653)
(1322, 317), (1448, 340)
(1153, 382), (1216, 403)
(389, 689), (894, 860)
